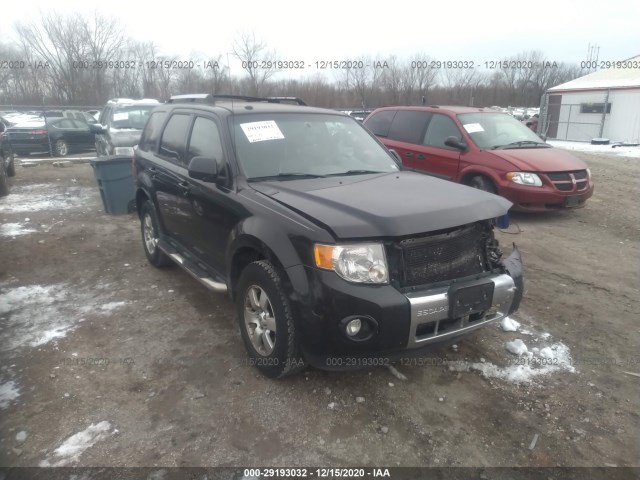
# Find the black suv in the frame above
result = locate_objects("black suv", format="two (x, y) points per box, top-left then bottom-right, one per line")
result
(134, 94), (524, 378)
(0, 116), (16, 197)
(92, 98), (160, 156)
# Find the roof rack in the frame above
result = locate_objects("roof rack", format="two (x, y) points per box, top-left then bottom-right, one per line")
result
(167, 94), (307, 106)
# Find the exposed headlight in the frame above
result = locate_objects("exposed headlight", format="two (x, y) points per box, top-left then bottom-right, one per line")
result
(114, 147), (134, 156)
(506, 172), (542, 187)
(314, 243), (388, 284)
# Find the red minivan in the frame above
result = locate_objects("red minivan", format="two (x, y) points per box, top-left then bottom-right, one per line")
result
(364, 106), (594, 211)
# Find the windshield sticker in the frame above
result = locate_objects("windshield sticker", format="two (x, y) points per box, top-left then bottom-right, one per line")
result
(240, 121), (285, 143)
(463, 123), (484, 133)
(113, 112), (129, 121)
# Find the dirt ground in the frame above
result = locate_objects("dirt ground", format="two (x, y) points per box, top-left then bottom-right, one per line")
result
(0, 150), (638, 469)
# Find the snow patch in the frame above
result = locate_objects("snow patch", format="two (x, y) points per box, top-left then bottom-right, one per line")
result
(0, 223), (36, 237)
(549, 140), (639, 159)
(450, 342), (575, 384)
(451, 315), (576, 384)
(99, 301), (127, 312)
(0, 283), (127, 352)
(0, 184), (94, 213)
(506, 339), (528, 356)
(0, 380), (20, 409)
(39, 421), (112, 466)
(500, 316), (520, 332)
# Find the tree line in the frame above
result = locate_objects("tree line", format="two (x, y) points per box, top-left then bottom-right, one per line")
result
(0, 12), (585, 109)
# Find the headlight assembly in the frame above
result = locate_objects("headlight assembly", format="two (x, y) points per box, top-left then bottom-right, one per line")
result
(506, 172), (543, 187)
(314, 243), (388, 284)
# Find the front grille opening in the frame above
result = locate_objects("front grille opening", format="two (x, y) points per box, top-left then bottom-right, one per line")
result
(438, 317), (461, 334)
(547, 172), (571, 181)
(416, 322), (436, 338)
(399, 224), (488, 287)
(556, 183), (573, 191)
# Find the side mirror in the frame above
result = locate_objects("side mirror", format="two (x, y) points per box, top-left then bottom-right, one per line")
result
(444, 136), (468, 150)
(89, 123), (107, 134)
(188, 156), (218, 182)
(388, 149), (401, 163)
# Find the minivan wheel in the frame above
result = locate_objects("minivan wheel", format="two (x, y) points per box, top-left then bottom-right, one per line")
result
(236, 260), (306, 378)
(140, 201), (172, 268)
(54, 139), (69, 157)
(469, 175), (496, 194)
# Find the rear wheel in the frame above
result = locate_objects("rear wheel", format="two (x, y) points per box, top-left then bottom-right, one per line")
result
(469, 175), (496, 194)
(140, 200), (172, 268)
(237, 260), (306, 378)
(53, 139), (68, 157)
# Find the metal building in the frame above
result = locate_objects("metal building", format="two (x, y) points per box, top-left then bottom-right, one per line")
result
(541, 55), (640, 143)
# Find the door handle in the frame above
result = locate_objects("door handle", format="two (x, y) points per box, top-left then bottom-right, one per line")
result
(416, 154), (426, 160)
(404, 152), (413, 157)
(178, 181), (190, 196)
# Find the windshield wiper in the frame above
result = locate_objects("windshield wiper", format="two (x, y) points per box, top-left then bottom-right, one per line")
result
(490, 140), (549, 149)
(248, 172), (327, 182)
(326, 170), (387, 176)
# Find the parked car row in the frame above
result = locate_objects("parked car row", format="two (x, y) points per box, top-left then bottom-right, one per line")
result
(1, 109), (100, 157)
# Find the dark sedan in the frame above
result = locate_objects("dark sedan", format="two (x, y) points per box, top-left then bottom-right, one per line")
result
(7, 118), (96, 157)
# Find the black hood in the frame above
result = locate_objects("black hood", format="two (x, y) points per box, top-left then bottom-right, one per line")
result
(250, 171), (511, 238)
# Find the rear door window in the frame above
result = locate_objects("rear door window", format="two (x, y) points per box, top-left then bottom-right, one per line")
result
(387, 111), (430, 144)
(159, 113), (191, 164)
(364, 110), (396, 137)
(139, 111), (167, 152)
(423, 114), (462, 149)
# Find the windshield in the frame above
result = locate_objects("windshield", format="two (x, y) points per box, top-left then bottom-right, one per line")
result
(233, 113), (400, 179)
(458, 112), (547, 149)
(111, 105), (155, 130)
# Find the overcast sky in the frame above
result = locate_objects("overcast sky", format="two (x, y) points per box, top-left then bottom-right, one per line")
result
(1, 0), (638, 78)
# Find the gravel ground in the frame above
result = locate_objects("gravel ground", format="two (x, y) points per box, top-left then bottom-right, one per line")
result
(0, 150), (638, 468)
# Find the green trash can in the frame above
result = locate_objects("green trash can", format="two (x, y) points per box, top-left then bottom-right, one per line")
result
(89, 155), (135, 214)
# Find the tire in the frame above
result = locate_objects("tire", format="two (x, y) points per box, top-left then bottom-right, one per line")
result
(7, 155), (15, 177)
(469, 175), (496, 194)
(140, 200), (172, 268)
(53, 139), (69, 157)
(0, 160), (9, 197)
(236, 260), (306, 378)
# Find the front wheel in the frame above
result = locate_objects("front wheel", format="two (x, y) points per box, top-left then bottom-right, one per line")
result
(140, 200), (172, 268)
(236, 260), (306, 378)
(469, 175), (496, 194)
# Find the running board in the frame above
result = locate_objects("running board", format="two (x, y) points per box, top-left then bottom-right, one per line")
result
(158, 243), (227, 294)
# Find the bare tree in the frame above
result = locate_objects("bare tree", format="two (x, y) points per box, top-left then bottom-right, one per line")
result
(232, 32), (279, 95)
(406, 53), (438, 105)
(79, 12), (125, 103)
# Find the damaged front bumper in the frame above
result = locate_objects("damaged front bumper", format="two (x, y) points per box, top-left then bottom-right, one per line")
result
(295, 246), (524, 370)
(405, 245), (523, 348)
